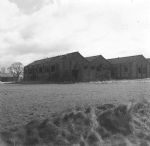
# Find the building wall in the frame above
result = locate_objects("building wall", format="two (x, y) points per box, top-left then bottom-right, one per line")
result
(24, 61), (62, 82)
(24, 53), (90, 82)
(0, 77), (14, 82)
(24, 54), (150, 82)
(111, 62), (133, 79)
(59, 53), (90, 82)
(147, 62), (150, 78)
(110, 57), (149, 79)
(89, 58), (111, 81)
(131, 58), (148, 79)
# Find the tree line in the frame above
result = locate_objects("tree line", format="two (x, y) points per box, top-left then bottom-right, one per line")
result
(0, 62), (24, 81)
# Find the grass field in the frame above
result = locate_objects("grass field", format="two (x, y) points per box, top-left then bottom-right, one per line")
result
(1, 79), (150, 145)
(1, 79), (150, 132)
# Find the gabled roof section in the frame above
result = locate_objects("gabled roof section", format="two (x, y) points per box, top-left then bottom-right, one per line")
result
(86, 55), (104, 62)
(0, 73), (13, 78)
(26, 52), (82, 67)
(108, 55), (144, 64)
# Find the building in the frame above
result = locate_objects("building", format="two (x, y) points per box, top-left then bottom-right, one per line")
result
(146, 58), (150, 77)
(0, 73), (14, 82)
(86, 55), (112, 81)
(147, 58), (150, 64)
(24, 52), (150, 82)
(24, 52), (90, 82)
(108, 55), (150, 79)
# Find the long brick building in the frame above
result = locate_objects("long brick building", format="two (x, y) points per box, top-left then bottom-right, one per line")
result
(24, 52), (150, 82)
(108, 55), (150, 79)
(24, 52), (90, 82)
(86, 55), (112, 81)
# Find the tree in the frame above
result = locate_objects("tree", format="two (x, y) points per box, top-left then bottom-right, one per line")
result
(1, 67), (6, 73)
(7, 62), (24, 81)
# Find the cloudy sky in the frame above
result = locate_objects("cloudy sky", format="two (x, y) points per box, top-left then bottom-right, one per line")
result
(0, 0), (150, 66)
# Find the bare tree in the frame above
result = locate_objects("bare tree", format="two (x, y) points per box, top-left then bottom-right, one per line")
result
(1, 67), (6, 73)
(7, 62), (24, 81)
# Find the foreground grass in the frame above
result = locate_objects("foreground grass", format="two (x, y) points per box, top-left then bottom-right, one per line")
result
(1, 98), (150, 146)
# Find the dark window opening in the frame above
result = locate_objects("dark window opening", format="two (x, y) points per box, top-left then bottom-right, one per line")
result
(97, 67), (100, 71)
(138, 68), (141, 74)
(91, 66), (95, 70)
(39, 67), (42, 73)
(28, 68), (32, 74)
(124, 66), (128, 72)
(70, 61), (72, 67)
(51, 65), (55, 72)
(43, 66), (48, 73)
(46, 67), (49, 72)
(24, 68), (26, 72)
(84, 66), (88, 69)
(97, 64), (102, 71)
(72, 69), (79, 81)
(143, 68), (147, 74)
(35, 68), (38, 72)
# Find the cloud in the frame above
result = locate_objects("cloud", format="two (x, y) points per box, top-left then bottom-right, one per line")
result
(8, 0), (53, 14)
(0, 0), (150, 66)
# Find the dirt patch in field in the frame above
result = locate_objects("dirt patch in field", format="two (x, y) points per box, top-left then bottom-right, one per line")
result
(1, 99), (150, 146)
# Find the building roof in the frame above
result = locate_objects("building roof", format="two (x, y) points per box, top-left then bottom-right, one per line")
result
(86, 55), (104, 62)
(26, 52), (85, 67)
(86, 55), (111, 66)
(0, 73), (13, 78)
(108, 55), (144, 64)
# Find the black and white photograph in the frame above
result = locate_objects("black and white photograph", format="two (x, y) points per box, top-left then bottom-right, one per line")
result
(0, 0), (150, 145)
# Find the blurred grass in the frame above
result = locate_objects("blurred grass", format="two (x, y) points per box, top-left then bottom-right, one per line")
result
(1, 79), (150, 145)
(1, 99), (150, 146)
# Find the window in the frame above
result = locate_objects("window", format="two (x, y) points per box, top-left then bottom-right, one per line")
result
(143, 68), (147, 74)
(35, 67), (38, 72)
(51, 65), (55, 72)
(91, 66), (95, 70)
(70, 61), (72, 67)
(97, 66), (100, 71)
(46, 67), (49, 72)
(124, 66), (128, 72)
(39, 67), (42, 73)
(24, 68), (28, 73)
(43, 65), (45, 72)
(28, 68), (32, 74)
(97, 64), (102, 71)
(138, 67), (141, 74)
(43, 66), (47, 73)
(84, 66), (88, 69)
